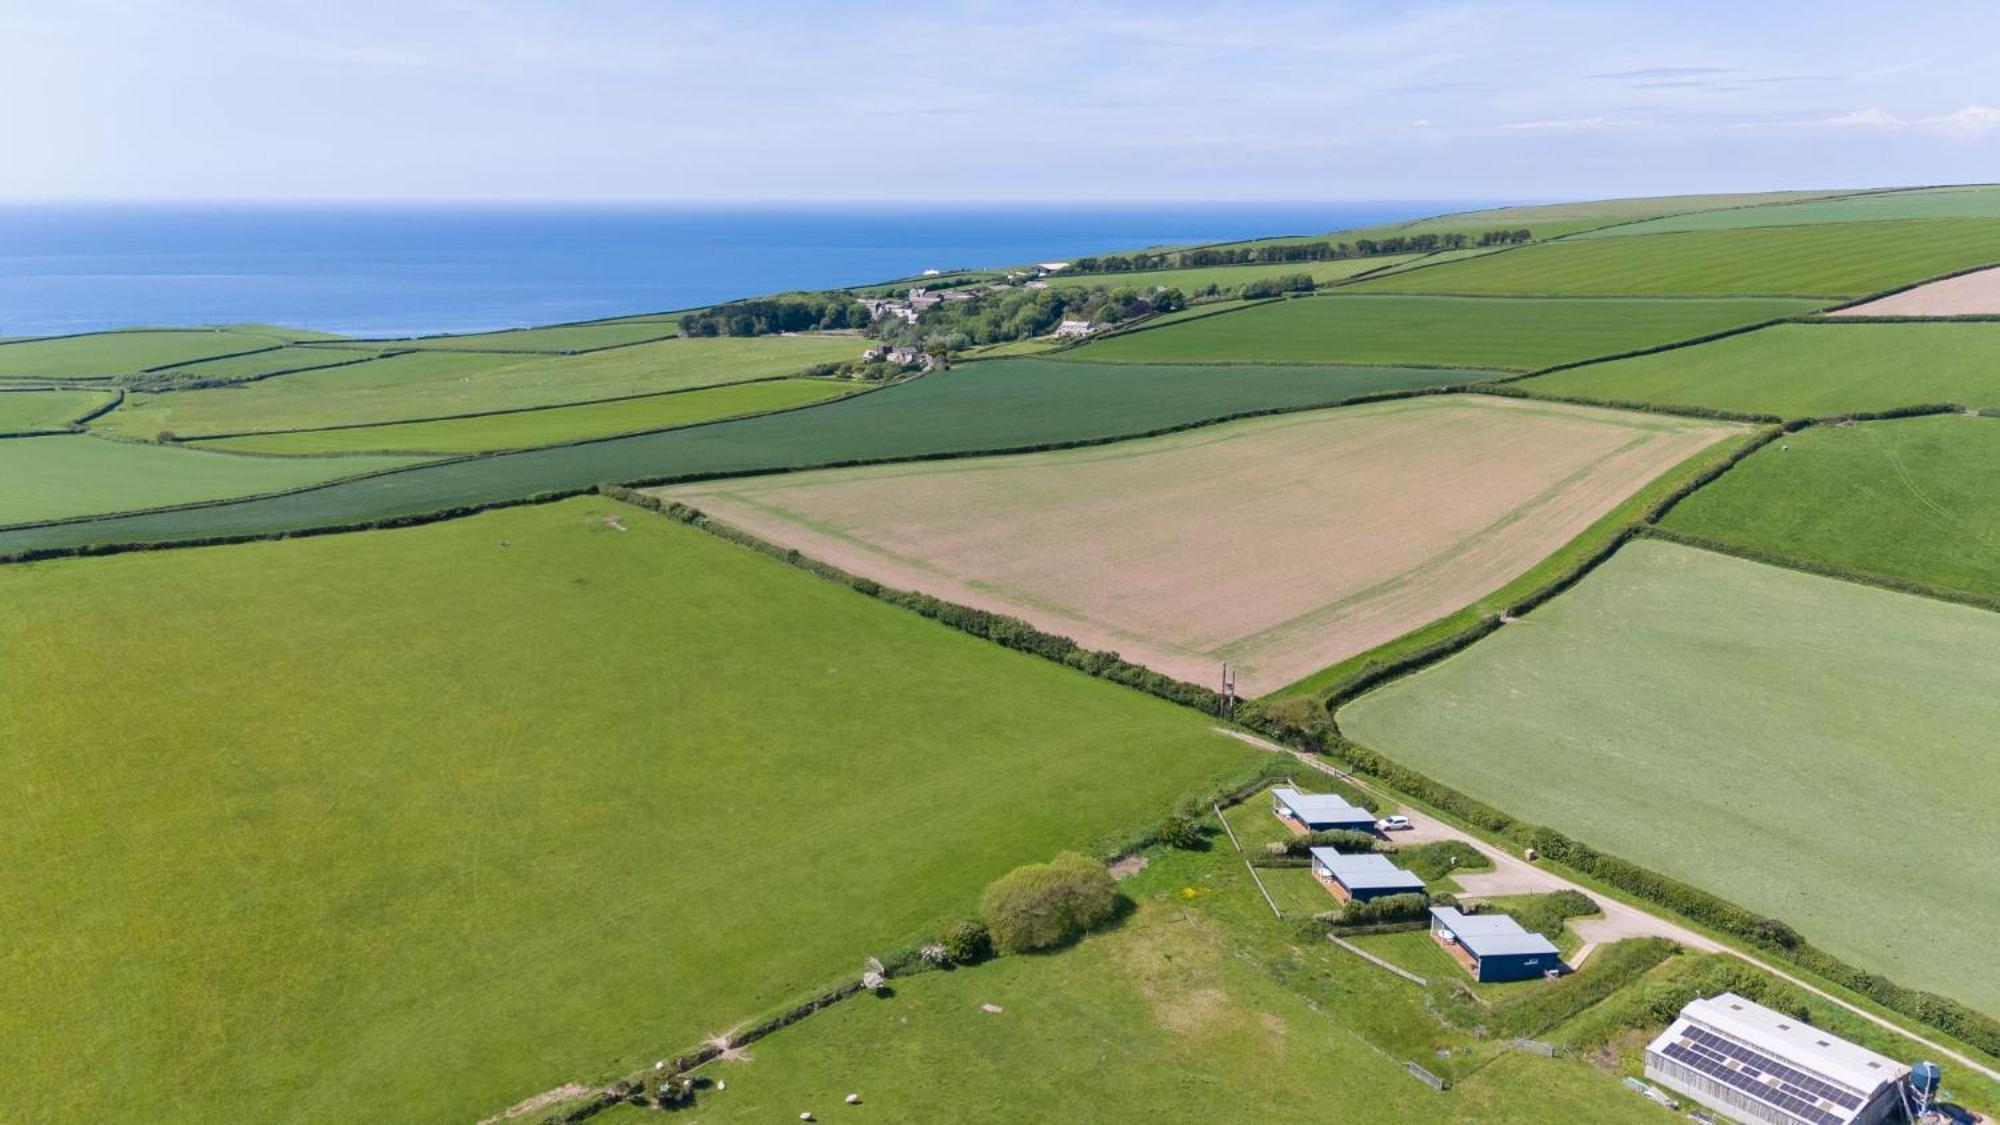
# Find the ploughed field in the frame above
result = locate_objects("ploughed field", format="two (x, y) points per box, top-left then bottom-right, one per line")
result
(0, 497), (1257, 1123)
(1069, 293), (1820, 370)
(1662, 413), (2000, 601)
(0, 358), (1478, 556)
(1339, 539), (2000, 1017)
(1831, 264), (2000, 316)
(1518, 321), (2000, 418)
(658, 395), (1737, 694)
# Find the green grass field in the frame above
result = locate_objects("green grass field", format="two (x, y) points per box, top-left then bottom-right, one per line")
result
(95, 334), (863, 437)
(0, 388), (115, 431)
(0, 359), (1480, 555)
(1339, 538), (2000, 1017)
(315, 317), (679, 353)
(645, 841), (1672, 1124)
(1068, 295), (1818, 370)
(1051, 254), (1418, 294)
(0, 497), (1259, 1122)
(192, 379), (856, 454)
(1352, 219), (2000, 297)
(1662, 413), (2000, 599)
(1325, 190), (1862, 243)
(1519, 322), (2000, 417)
(145, 344), (390, 383)
(0, 435), (420, 526)
(0, 328), (298, 380)
(1577, 186), (2000, 237)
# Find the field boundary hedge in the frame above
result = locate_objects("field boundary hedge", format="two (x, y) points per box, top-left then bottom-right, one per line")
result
(1817, 257), (2000, 315)
(524, 754), (1296, 1123)
(1488, 310), (1821, 387)
(178, 374), (856, 444)
(1313, 724), (2000, 1062)
(602, 487), (1230, 715)
(1541, 186), (1924, 243)
(1636, 524), (2000, 614)
(296, 327), (680, 358)
(137, 346), (400, 389)
(0, 379), (1471, 565)
(1259, 417), (2000, 1060)
(1067, 295), (1286, 347)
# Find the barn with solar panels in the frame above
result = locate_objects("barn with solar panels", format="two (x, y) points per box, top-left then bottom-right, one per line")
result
(1270, 787), (1376, 835)
(1645, 993), (1912, 1125)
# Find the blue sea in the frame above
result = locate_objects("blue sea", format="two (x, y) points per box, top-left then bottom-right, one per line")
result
(0, 202), (1498, 338)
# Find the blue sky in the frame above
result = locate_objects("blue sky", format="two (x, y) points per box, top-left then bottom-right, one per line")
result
(4, 0), (1996, 201)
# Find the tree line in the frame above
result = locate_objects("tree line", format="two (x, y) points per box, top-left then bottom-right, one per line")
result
(1071, 228), (1533, 274)
(679, 293), (873, 337)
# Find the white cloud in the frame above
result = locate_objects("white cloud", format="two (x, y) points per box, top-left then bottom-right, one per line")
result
(1500, 116), (1645, 131)
(1816, 105), (2000, 137)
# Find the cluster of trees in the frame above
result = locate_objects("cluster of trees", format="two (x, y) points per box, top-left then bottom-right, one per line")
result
(1238, 273), (1317, 299)
(979, 852), (1119, 953)
(679, 293), (871, 337)
(871, 282), (1186, 349)
(1071, 227), (1533, 273)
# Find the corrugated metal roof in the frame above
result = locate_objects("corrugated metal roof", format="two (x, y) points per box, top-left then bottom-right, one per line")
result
(1309, 848), (1425, 891)
(1660, 992), (1909, 1098)
(1271, 787), (1375, 825)
(1429, 906), (1560, 958)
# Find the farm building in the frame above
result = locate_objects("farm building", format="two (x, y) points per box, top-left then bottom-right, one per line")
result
(1052, 319), (1097, 338)
(1644, 993), (1913, 1125)
(1428, 906), (1561, 982)
(1308, 849), (1424, 903)
(1270, 787), (1377, 835)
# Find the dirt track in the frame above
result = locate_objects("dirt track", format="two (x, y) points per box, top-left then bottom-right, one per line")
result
(1213, 727), (2000, 1086)
(657, 395), (1733, 694)
(1832, 265), (2000, 315)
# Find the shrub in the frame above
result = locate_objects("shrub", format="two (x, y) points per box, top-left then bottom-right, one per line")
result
(1155, 815), (1201, 849)
(1275, 828), (1377, 857)
(938, 919), (992, 965)
(1498, 890), (1598, 940)
(1337, 892), (1430, 927)
(1395, 840), (1489, 882)
(981, 852), (1119, 954)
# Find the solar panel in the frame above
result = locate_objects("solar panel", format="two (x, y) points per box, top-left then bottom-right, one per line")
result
(1682, 1027), (1863, 1109)
(1660, 1038), (1850, 1125)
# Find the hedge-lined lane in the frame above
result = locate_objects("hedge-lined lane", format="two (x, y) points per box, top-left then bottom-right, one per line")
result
(0, 359), (1480, 555)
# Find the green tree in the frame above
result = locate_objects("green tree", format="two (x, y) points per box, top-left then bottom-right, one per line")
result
(980, 852), (1119, 953)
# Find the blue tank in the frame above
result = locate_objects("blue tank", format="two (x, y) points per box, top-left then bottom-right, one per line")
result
(1911, 1060), (1942, 1097)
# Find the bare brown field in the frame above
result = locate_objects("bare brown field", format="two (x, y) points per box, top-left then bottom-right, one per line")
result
(1833, 266), (2000, 315)
(656, 396), (1736, 694)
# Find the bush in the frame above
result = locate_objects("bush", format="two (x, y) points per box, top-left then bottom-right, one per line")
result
(1155, 815), (1201, 849)
(1336, 892), (1430, 927)
(981, 853), (1119, 953)
(1499, 890), (1598, 940)
(1395, 840), (1489, 882)
(1275, 828), (1377, 857)
(938, 918), (992, 965)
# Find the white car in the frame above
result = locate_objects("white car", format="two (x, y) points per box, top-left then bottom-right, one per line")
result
(1376, 815), (1413, 832)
